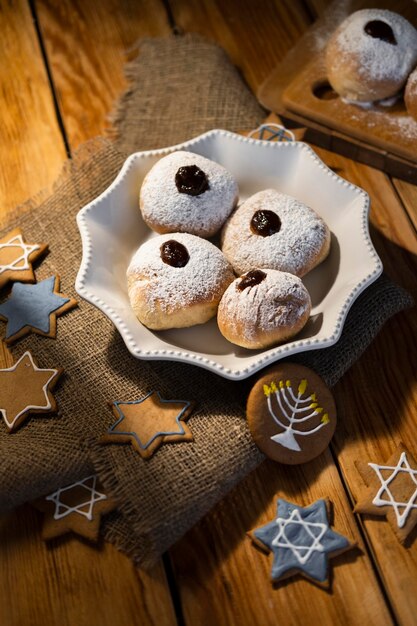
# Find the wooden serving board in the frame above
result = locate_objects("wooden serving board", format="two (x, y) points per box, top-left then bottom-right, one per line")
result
(282, 53), (417, 167)
(258, 0), (417, 183)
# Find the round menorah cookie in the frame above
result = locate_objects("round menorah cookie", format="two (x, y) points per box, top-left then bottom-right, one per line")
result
(247, 363), (336, 464)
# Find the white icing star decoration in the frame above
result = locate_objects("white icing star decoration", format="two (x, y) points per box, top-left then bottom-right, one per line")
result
(0, 234), (39, 274)
(355, 444), (417, 544)
(34, 474), (117, 542)
(249, 498), (354, 585)
(46, 475), (107, 521)
(0, 228), (48, 288)
(272, 507), (328, 565)
(370, 452), (417, 528)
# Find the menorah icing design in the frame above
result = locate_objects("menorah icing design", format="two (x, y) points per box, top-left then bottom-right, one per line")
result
(263, 378), (330, 451)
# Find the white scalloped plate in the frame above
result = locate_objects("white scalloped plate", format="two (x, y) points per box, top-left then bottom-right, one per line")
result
(75, 130), (382, 380)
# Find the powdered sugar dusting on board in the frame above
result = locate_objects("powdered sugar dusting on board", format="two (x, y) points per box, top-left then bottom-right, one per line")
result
(219, 270), (311, 342)
(140, 151), (238, 237)
(221, 189), (330, 277)
(127, 232), (233, 313)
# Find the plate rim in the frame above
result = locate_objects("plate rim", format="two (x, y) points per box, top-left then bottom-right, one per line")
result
(75, 129), (383, 381)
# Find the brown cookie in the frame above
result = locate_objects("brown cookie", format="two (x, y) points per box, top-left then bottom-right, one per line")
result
(354, 443), (417, 544)
(33, 474), (116, 542)
(101, 391), (195, 459)
(247, 363), (336, 464)
(0, 351), (63, 432)
(0, 275), (78, 344)
(248, 497), (356, 587)
(0, 227), (48, 289)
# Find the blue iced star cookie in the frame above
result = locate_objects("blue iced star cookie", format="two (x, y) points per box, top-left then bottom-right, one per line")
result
(250, 498), (355, 586)
(0, 275), (77, 344)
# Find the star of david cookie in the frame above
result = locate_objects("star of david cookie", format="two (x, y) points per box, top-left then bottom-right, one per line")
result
(354, 443), (417, 544)
(248, 498), (355, 586)
(247, 364), (336, 464)
(0, 228), (48, 289)
(0, 275), (77, 343)
(33, 474), (116, 542)
(0, 351), (63, 432)
(101, 391), (194, 459)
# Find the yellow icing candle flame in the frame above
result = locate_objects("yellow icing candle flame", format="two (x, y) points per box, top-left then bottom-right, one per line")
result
(298, 379), (307, 395)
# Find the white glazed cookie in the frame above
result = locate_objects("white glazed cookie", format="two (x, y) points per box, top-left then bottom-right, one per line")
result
(325, 9), (417, 103)
(139, 151), (238, 237)
(220, 189), (330, 277)
(217, 269), (311, 350)
(127, 233), (234, 330)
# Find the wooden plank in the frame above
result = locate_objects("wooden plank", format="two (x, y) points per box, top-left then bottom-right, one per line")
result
(0, 3), (178, 626)
(0, 0), (67, 217)
(169, 454), (393, 626)
(392, 179), (417, 233)
(0, 505), (176, 626)
(166, 0), (313, 91)
(34, 0), (172, 148)
(309, 147), (417, 626)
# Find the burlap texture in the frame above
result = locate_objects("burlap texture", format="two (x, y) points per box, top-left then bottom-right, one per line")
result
(110, 34), (266, 152)
(0, 35), (413, 566)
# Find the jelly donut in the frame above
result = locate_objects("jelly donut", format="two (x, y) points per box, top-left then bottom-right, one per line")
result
(127, 233), (234, 330)
(405, 67), (417, 121)
(220, 189), (330, 277)
(325, 9), (417, 103)
(139, 151), (238, 238)
(217, 269), (311, 350)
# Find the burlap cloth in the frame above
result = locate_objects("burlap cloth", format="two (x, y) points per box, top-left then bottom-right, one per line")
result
(0, 35), (413, 566)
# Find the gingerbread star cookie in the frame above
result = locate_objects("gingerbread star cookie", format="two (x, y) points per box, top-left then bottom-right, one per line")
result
(0, 275), (77, 343)
(33, 474), (116, 542)
(249, 498), (355, 587)
(355, 443), (417, 544)
(102, 391), (194, 458)
(247, 364), (336, 464)
(0, 227), (48, 289)
(0, 351), (63, 432)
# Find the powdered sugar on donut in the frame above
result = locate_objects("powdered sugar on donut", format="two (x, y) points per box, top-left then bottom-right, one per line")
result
(140, 151), (238, 237)
(127, 233), (233, 316)
(218, 270), (311, 346)
(326, 9), (417, 102)
(221, 189), (330, 277)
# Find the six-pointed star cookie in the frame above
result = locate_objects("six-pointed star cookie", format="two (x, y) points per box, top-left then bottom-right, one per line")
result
(0, 351), (63, 431)
(0, 275), (77, 343)
(249, 498), (355, 586)
(33, 474), (116, 542)
(0, 227), (48, 289)
(355, 443), (417, 544)
(102, 391), (194, 458)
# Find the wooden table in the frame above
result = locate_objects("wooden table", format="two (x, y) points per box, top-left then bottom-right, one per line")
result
(1, 2), (417, 625)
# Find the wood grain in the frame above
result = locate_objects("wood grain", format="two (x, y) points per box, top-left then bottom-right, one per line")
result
(0, 505), (176, 626)
(170, 454), (392, 626)
(0, 2), (177, 626)
(167, 0), (313, 91)
(392, 179), (417, 233)
(310, 147), (417, 626)
(0, 0), (67, 217)
(2, 0), (417, 624)
(35, 0), (172, 148)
